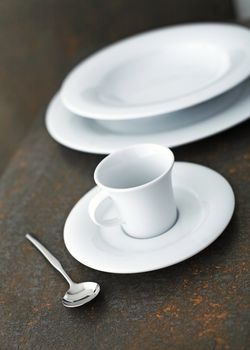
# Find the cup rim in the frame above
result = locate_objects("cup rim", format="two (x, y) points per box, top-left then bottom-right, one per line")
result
(94, 143), (175, 193)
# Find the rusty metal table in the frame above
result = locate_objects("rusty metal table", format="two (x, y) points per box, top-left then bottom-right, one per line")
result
(0, 110), (249, 349)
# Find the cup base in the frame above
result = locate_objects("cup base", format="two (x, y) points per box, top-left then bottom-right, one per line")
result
(121, 209), (179, 240)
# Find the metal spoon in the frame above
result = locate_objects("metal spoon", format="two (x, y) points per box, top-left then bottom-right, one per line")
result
(25, 234), (100, 308)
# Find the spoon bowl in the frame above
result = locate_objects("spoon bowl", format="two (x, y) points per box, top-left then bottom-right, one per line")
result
(62, 282), (100, 308)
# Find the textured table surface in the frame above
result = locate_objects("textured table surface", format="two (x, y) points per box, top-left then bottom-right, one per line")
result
(0, 110), (249, 349)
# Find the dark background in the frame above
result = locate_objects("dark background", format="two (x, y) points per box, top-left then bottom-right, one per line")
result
(0, 0), (235, 173)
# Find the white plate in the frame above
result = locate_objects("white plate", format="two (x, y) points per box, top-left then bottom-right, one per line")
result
(60, 23), (250, 120)
(46, 78), (250, 154)
(64, 162), (234, 274)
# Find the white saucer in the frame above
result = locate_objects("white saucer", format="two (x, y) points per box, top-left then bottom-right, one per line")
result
(46, 77), (250, 154)
(60, 23), (250, 120)
(64, 162), (234, 274)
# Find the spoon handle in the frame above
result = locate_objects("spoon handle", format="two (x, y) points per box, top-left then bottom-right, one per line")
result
(26, 234), (73, 285)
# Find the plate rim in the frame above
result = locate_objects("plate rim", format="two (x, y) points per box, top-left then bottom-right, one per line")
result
(60, 23), (250, 120)
(45, 80), (250, 154)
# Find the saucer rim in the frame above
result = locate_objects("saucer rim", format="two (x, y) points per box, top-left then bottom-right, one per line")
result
(63, 162), (235, 274)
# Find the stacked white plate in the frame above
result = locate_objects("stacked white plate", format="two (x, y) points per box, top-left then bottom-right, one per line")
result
(46, 23), (250, 154)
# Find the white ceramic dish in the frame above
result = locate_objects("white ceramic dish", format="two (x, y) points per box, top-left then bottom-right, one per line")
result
(60, 23), (250, 120)
(64, 162), (234, 274)
(46, 78), (250, 154)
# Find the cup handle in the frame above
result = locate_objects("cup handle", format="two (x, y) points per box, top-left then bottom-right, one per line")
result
(88, 190), (121, 227)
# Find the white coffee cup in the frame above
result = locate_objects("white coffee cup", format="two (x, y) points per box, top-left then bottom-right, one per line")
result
(88, 144), (177, 239)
